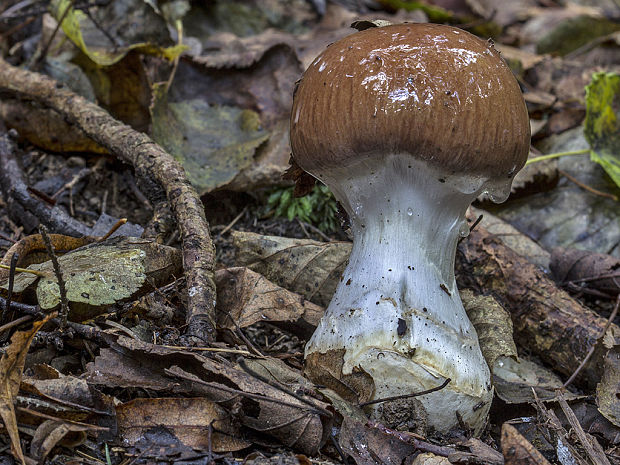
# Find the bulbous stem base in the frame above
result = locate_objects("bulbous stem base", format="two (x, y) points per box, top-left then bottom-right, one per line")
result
(305, 155), (493, 434)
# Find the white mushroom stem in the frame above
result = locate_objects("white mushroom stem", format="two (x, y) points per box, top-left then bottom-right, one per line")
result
(305, 154), (501, 433)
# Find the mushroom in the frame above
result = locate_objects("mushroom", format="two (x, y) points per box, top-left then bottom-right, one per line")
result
(290, 23), (530, 434)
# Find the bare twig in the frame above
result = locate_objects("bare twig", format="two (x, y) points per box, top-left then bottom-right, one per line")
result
(31, 0), (73, 70)
(0, 130), (91, 236)
(469, 214), (483, 234)
(98, 218), (127, 241)
(298, 219), (332, 242)
(218, 206), (248, 237)
(0, 296), (109, 343)
(1, 252), (18, 324)
(559, 169), (618, 201)
(0, 315), (32, 335)
(0, 232), (17, 244)
(366, 420), (456, 457)
(238, 358), (332, 416)
(359, 378), (451, 407)
(39, 225), (69, 327)
(556, 391), (611, 465)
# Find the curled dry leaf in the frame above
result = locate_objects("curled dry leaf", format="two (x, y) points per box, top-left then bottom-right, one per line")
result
(501, 423), (551, 465)
(0, 315), (54, 464)
(232, 230), (351, 307)
(215, 266), (323, 337)
(194, 30), (299, 69)
(551, 247), (620, 297)
(0, 233), (94, 284)
(85, 336), (331, 455)
(597, 345), (620, 428)
(116, 398), (250, 453)
(20, 374), (116, 428)
(460, 289), (518, 372)
(30, 420), (98, 463)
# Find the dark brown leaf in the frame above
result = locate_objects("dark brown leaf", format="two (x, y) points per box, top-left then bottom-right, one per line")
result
(551, 247), (620, 296)
(501, 423), (552, 465)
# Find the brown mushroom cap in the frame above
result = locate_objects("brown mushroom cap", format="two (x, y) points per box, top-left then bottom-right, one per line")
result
(290, 23), (530, 181)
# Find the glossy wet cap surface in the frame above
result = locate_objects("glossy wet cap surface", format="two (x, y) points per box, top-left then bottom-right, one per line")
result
(290, 23), (530, 180)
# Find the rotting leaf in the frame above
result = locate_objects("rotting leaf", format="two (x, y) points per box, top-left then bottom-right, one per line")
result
(215, 267), (323, 338)
(167, 364), (330, 455)
(493, 356), (581, 404)
(151, 84), (269, 194)
(0, 315), (54, 464)
(339, 416), (418, 465)
(585, 72), (620, 188)
(597, 345), (620, 427)
(35, 247), (146, 310)
(1, 237), (182, 320)
(536, 15), (620, 56)
(411, 453), (450, 465)
(116, 398), (249, 453)
(231, 230), (351, 307)
(49, 0), (186, 66)
(0, 233), (94, 286)
(183, 0), (317, 39)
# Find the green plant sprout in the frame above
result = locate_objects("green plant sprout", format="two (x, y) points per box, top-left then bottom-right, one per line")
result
(264, 184), (340, 233)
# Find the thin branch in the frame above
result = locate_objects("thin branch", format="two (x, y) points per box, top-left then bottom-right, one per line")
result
(1, 252), (18, 323)
(0, 296), (110, 343)
(39, 225), (69, 327)
(359, 378), (451, 407)
(559, 169), (618, 201)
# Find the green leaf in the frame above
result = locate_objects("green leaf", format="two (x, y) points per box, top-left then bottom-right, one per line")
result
(375, 0), (453, 22)
(50, 0), (187, 66)
(286, 203), (297, 221)
(267, 190), (282, 206)
(279, 189), (292, 206)
(584, 72), (620, 188)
